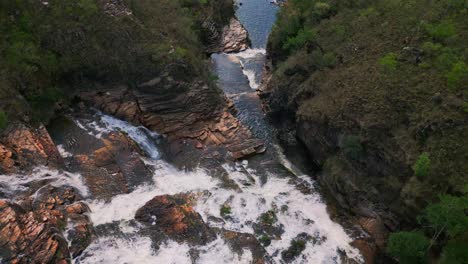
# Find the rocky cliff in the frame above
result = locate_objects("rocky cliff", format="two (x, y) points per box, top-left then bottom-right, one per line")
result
(261, 0), (467, 262)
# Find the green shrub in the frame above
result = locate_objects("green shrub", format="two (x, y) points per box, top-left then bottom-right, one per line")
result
(258, 235), (271, 246)
(446, 61), (468, 90)
(26, 86), (65, 122)
(463, 102), (468, 113)
(435, 47), (459, 70)
(359, 7), (378, 17)
(413, 153), (430, 179)
(379, 52), (398, 71)
(421, 42), (443, 56)
(425, 21), (457, 42)
(440, 240), (468, 264)
(220, 204), (231, 217)
(260, 210), (277, 225)
(423, 193), (468, 237)
(0, 111), (7, 129)
(342, 135), (363, 160)
(314, 2), (331, 17)
(283, 28), (317, 53)
(334, 25), (346, 38)
(387, 231), (429, 264)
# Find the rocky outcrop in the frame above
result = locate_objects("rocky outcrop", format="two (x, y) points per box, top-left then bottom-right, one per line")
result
(0, 123), (63, 174)
(203, 16), (250, 53)
(221, 18), (250, 53)
(135, 193), (268, 262)
(218, 229), (267, 264)
(135, 193), (215, 245)
(48, 117), (153, 200)
(0, 186), (93, 264)
(79, 77), (265, 162)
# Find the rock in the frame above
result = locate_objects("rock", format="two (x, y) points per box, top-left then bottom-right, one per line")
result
(358, 217), (388, 249)
(218, 229), (267, 264)
(351, 239), (377, 264)
(400, 46), (423, 64)
(222, 18), (250, 53)
(281, 232), (312, 262)
(135, 193), (215, 245)
(102, 0), (132, 17)
(48, 116), (153, 201)
(0, 186), (94, 263)
(0, 122), (63, 174)
(79, 81), (265, 164)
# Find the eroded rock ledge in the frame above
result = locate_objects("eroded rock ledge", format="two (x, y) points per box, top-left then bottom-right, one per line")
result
(78, 76), (265, 162)
(204, 17), (250, 53)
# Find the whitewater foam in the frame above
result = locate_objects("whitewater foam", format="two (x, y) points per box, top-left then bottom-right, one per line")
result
(0, 166), (89, 197)
(88, 160), (220, 226)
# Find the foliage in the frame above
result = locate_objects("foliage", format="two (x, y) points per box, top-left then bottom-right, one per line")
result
(0, 0), (226, 124)
(283, 28), (317, 54)
(463, 102), (468, 113)
(446, 61), (468, 90)
(258, 235), (271, 247)
(413, 153), (431, 179)
(260, 210), (277, 225)
(440, 239), (468, 264)
(342, 135), (363, 160)
(220, 204), (231, 217)
(379, 52), (398, 71)
(0, 111), (7, 129)
(387, 231), (429, 264)
(422, 192), (468, 237)
(424, 21), (457, 42)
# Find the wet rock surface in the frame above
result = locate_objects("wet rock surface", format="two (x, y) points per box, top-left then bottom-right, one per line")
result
(79, 79), (265, 164)
(135, 193), (215, 245)
(221, 18), (250, 53)
(48, 116), (153, 200)
(0, 186), (93, 264)
(0, 123), (63, 174)
(204, 16), (250, 54)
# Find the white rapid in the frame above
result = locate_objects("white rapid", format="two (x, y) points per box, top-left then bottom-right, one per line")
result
(0, 166), (89, 198)
(235, 48), (267, 89)
(70, 111), (362, 263)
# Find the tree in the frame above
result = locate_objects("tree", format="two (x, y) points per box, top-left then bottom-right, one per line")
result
(413, 153), (430, 179)
(387, 231), (429, 264)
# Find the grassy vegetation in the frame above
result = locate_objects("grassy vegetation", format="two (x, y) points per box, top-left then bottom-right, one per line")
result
(220, 204), (231, 218)
(0, 0), (231, 123)
(0, 111), (7, 129)
(267, 0), (467, 260)
(260, 210), (277, 225)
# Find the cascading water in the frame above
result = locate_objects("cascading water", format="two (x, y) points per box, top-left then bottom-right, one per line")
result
(69, 108), (362, 263)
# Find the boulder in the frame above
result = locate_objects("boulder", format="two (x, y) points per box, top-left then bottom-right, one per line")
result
(222, 18), (250, 53)
(0, 186), (93, 263)
(135, 193), (215, 245)
(0, 123), (63, 174)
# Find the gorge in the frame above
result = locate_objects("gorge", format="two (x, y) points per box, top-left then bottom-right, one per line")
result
(0, 0), (467, 264)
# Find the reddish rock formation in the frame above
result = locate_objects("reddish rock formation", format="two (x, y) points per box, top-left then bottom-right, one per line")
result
(135, 193), (215, 245)
(79, 79), (265, 162)
(358, 217), (388, 250)
(0, 123), (63, 174)
(0, 186), (93, 264)
(221, 18), (250, 53)
(69, 131), (153, 200)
